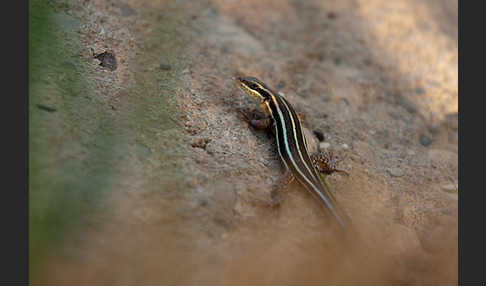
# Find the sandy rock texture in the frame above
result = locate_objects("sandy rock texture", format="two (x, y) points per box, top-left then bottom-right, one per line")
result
(30, 0), (457, 285)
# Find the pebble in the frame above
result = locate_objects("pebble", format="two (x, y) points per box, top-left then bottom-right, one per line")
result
(387, 167), (404, 177)
(415, 87), (426, 95)
(320, 142), (331, 150)
(441, 184), (458, 193)
(419, 134), (432, 147)
(341, 143), (349, 150)
(94, 50), (117, 71)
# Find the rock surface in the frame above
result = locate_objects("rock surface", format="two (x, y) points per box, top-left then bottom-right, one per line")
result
(30, 0), (457, 285)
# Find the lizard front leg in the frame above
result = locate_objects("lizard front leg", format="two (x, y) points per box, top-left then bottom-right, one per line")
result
(239, 109), (275, 135)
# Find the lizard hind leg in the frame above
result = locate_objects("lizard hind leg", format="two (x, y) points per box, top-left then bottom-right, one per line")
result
(311, 151), (350, 176)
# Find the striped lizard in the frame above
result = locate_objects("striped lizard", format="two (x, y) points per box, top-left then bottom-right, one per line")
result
(236, 76), (350, 229)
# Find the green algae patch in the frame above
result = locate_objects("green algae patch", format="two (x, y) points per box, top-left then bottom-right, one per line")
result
(29, 0), (193, 280)
(30, 0), (118, 273)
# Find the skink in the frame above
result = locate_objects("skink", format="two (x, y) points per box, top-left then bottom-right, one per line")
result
(236, 76), (349, 229)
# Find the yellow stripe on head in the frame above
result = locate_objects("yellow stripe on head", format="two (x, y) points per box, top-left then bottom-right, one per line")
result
(236, 76), (275, 115)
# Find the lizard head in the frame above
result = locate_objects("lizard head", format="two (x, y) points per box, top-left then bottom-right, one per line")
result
(236, 76), (273, 104)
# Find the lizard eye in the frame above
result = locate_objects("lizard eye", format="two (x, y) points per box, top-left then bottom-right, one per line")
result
(247, 82), (258, 90)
